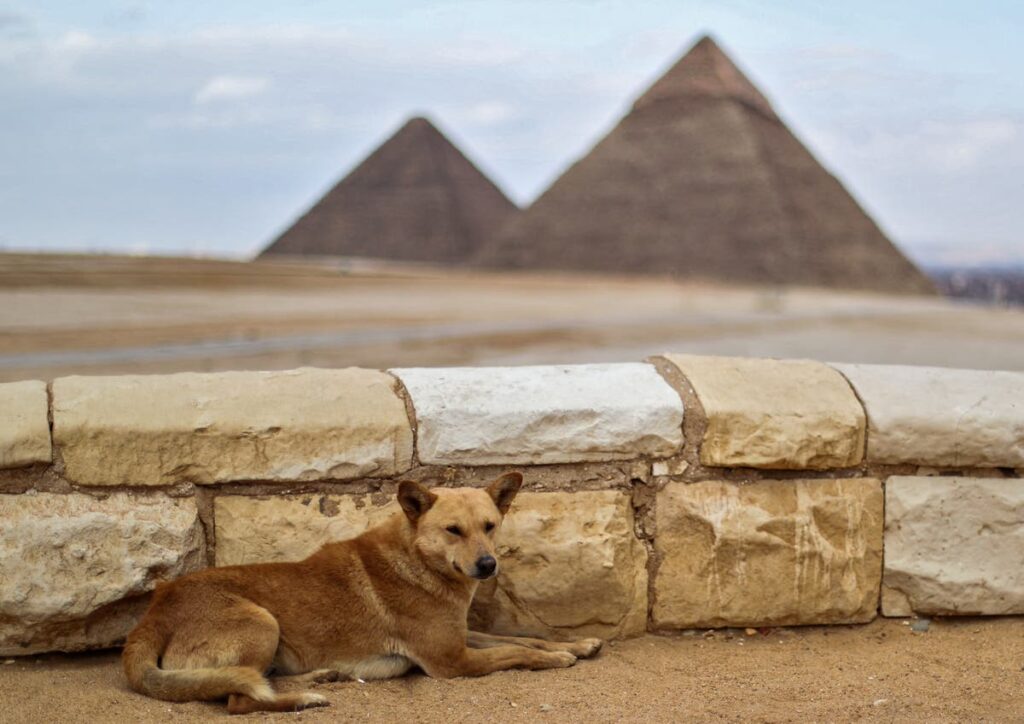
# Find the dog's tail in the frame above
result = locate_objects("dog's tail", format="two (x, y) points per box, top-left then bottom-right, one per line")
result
(122, 619), (273, 703)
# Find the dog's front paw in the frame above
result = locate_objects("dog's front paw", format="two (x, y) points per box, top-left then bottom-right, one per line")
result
(547, 651), (578, 668)
(570, 637), (604, 658)
(307, 669), (342, 686)
(294, 692), (330, 710)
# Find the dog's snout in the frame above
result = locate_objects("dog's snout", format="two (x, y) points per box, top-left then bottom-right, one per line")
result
(473, 555), (497, 579)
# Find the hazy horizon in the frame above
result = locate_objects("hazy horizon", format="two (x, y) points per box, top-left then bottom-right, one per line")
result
(2, 1), (1022, 265)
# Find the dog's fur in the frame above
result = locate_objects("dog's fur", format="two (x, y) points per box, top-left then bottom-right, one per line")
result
(122, 473), (602, 714)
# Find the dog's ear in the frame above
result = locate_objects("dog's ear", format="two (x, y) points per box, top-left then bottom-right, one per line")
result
(397, 480), (438, 524)
(486, 472), (523, 515)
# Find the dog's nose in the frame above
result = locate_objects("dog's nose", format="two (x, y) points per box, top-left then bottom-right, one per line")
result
(473, 555), (497, 579)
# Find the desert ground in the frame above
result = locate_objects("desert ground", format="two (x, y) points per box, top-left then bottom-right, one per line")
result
(1, 252), (1023, 383)
(3, 618), (1023, 723)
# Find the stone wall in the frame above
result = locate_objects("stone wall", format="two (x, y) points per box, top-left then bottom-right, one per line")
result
(1, 356), (1021, 656)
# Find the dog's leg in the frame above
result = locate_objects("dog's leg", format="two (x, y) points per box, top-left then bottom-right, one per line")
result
(227, 691), (329, 715)
(467, 631), (603, 659)
(416, 643), (578, 679)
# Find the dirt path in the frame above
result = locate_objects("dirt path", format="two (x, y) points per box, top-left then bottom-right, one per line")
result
(4, 618), (1022, 723)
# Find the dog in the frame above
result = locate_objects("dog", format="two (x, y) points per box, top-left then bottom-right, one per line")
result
(122, 472), (603, 714)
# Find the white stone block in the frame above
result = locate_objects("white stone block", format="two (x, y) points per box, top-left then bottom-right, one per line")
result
(834, 364), (1024, 467)
(0, 380), (51, 469)
(392, 364), (683, 465)
(883, 476), (1024, 616)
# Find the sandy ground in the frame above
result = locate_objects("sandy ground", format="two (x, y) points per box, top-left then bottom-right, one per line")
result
(2, 253), (1024, 382)
(2, 618), (1023, 723)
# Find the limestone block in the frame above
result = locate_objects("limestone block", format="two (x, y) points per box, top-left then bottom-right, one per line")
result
(52, 367), (413, 486)
(883, 476), (1024, 616)
(215, 494), (399, 566)
(470, 491), (648, 639)
(0, 492), (205, 655)
(0, 380), (51, 469)
(833, 364), (1024, 467)
(663, 354), (865, 469)
(653, 478), (882, 628)
(391, 364), (683, 465)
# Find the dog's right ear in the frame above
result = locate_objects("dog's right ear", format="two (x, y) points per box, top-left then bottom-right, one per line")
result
(397, 480), (438, 524)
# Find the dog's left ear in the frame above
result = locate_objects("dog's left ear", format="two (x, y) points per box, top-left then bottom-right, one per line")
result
(486, 472), (523, 515)
(397, 480), (438, 524)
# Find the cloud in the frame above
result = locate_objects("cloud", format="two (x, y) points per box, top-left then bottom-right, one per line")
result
(194, 75), (270, 104)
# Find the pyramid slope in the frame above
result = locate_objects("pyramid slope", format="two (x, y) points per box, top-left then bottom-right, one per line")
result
(262, 117), (518, 264)
(477, 36), (934, 294)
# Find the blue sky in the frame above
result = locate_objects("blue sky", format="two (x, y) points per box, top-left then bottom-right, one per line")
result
(1, 1), (1022, 264)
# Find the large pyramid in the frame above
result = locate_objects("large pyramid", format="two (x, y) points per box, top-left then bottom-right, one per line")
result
(476, 36), (935, 294)
(262, 116), (517, 264)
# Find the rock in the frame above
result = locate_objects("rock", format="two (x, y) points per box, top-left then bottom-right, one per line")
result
(391, 363), (683, 465)
(652, 459), (689, 477)
(214, 494), (399, 566)
(52, 368), (413, 486)
(0, 380), (51, 469)
(470, 491), (649, 639)
(653, 478), (883, 628)
(832, 364), (1024, 467)
(910, 618), (930, 632)
(663, 354), (864, 469)
(882, 476), (1024, 616)
(0, 492), (205, 656)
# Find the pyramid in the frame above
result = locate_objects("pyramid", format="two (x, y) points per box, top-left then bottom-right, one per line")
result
(476, 36), (935, 294)
(261, 116), (517, 264)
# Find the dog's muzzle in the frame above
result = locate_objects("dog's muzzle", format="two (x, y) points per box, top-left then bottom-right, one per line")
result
(471, 555), (497, 580)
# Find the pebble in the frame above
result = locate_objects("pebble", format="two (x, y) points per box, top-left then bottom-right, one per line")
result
(911, 619), (931, 633)
(873, 699), (889, 707)
(3, 659), (14, 665)
(539, 704), (553, 712)
(745, 628), (757, 636)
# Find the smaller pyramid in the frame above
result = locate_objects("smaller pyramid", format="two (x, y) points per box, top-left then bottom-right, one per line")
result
(261, 116), (517, 264)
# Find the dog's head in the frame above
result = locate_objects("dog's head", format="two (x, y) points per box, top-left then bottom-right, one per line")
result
(397, 472), (522, 581)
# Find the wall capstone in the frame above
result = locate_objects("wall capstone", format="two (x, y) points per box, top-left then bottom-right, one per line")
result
(662, 354), (865, 469)
(0, 380), (51, 469)
(391, 363), (683, 465)
(883, 476), (1024, 616)
(52, 368), (414, 486)
(833, 364), (1024, 467)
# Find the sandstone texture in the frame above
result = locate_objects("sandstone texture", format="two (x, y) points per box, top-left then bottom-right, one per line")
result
(653, 478), (883, 628)
(391, 363), (683, 465)
(215, 494), (399, 566)
(883, 476), (1024, 616)
(0, 492), (205, 656)
(470, 491), (648, 639)
(834, 363), (1024, 467)
(663, 354), (865, 469)
(52, 368), (413, 486)
(0, 380), (51, 469)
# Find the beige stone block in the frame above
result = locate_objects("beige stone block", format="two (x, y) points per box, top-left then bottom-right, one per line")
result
(834, 363), (1024, 467)
(0, 492), (205, 655)
(883, 476), (1024, 616)
(53, 367), (413, 486)
(214, 494), (399, 566)
(653, 478), (882, 628)
(470, 491), (649, 639)
(663, 354), (865, 469)
(0, 380), (51, 469)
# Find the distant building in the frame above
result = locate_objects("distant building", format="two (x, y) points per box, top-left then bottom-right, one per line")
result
(261, 116), (517, 265)
(474, 36), (935, 294)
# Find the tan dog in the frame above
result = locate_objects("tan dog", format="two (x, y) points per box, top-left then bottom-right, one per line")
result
(123, 473), (602, 714)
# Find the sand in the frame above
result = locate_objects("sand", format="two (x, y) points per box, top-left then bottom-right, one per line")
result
(2, 618), (1022, 723)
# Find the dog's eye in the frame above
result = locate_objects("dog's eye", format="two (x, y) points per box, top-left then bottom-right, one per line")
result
(445, 525), (463, 537)
(484, 521), (495, 533)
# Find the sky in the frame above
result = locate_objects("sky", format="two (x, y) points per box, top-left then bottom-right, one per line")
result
(1, 1), (1022, 265)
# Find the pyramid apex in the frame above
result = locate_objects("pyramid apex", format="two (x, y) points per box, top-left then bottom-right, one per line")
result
(632, 34), (775, 117)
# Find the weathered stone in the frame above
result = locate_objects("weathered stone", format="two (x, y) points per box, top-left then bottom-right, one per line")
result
(0, 492), (205, 655)
(52, 367), (413, 486)
(663, 354), (865, 469)
(653, 478), (882, 628)
(882, 476), (1024, 616)
(215, 494), (399, 566)
(0, 380), (51, 469)
(392, 363), (683, 465)
(833, 364), (1024, 467)
(470, 491), (648, 639)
